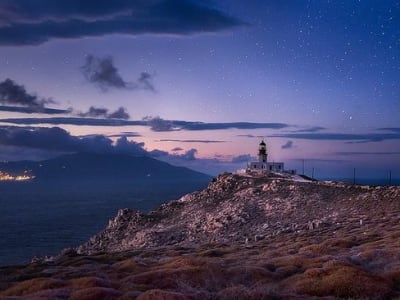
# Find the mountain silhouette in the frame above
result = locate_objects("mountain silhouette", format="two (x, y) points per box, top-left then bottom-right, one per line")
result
(0, 152), (210, 182)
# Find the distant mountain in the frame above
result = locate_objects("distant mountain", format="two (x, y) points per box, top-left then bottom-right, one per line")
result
(0, 152), (211, 184)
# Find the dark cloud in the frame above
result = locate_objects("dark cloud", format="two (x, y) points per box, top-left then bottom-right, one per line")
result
(0, 0), (242, 46)
(79, 106), (130, 120)
(0, 105), (70, 114)
(155, 148), (198, 161)
(148, 149), (170, 157)
(0, 116), (290, 132)
(0, 126), (111, 153)
(0, 126), (148, 156)
(143, 116), (289, 131)
(291, 126), (326, 133)
(81, 55), (127, 91)
(289, 158), (347, 163)
(107, 132), (141, 138)
(335, 151), (400, 156)
(113, 136), (147, 156)
(281, 140), (294, 149)
(0, 117), (142, 126)
(0, 78), (55, 108)
(79, 106), (108, 118)
(108, 107), (130, 119)
(270, 132), (400, 142)
(159, 139), (227, 143)
(138, 72), (155, 92)
(181, 121), (288, 131)
(81, 55), (156, 92)
(231, 154), (252, 163)
(171, 147), (183, 152)
(142, 116), (177, 131)
(237, 134), (259, 138)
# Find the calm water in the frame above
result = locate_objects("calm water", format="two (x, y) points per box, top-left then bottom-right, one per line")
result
(0, 180), (206, 266)
(0, 177), (398, 266)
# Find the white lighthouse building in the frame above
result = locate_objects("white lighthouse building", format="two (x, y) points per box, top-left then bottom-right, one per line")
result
(246, 140), (284, 174)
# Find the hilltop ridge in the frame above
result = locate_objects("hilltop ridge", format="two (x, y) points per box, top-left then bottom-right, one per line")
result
(78, 172), (400, 254)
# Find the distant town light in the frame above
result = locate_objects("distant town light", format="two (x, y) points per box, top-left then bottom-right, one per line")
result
(0, 171), (35, 181)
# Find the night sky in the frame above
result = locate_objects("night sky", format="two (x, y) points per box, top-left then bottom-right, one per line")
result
(0, 0), (399, 179)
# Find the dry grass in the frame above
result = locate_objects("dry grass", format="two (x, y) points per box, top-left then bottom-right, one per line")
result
(0, 277), (65, 296)
(69, 287), (122, 300)
(284, 262), (391, 298)
(2, 213), (400, 299)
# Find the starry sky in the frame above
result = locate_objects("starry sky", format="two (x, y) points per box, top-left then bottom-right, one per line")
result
(0, 0), (399, 180)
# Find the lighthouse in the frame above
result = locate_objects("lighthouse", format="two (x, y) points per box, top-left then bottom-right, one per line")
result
(246, 140), (285, 174)
(258, 140), (267, 163)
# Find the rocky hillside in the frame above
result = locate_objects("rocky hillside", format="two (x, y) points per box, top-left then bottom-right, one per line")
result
(2, 172), (400, 299)
(78, 172), (400, 254)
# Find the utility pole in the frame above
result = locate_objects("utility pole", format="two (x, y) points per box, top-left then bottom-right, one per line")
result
(312, 167), (315, 179)
(302, 159), (305, 175)
(389, 170), (392, 186)
(353, 168), (356, 185)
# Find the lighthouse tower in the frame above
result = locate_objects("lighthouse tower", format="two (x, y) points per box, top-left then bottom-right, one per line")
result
(258, 140), (267, 163)
(246, 139), (286, 174)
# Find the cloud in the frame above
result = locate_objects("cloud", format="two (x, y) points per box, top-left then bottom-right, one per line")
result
(108, 107), (130, 119)
(0, 78), (55, 108)
(142, 116), (177, 131)
(148, 149), (170, 157)
(107, 132), (141, 138)
(281, 140), (294, 149)
(270, 132), (400, 142)
(78, 106), (130, 120)
(143, 116), (289, 131)
(159, 139), (227, 143)
(0, 105), (70, 114)
(237, 134), (258, 138)
(0, 126), (149, 157)
(81, 55), (128, 91)
(171, 147), (183, 152)
(79, 106), (109, 118)
(0, 115), (290, 131)
(0, 0), (242, 46)
(0, 117), (142, 126)
(113, 136), (147, 156)
(81, 55), (156, 92)
(0, 126), (110, 153)
(138, 72), (155, 92)
(291, 126), (326, 133)
(182, 121), (288, 131)
(231, 154), (252, 163)
(152, 148), (197, 160)
(335, 151), (400, 156)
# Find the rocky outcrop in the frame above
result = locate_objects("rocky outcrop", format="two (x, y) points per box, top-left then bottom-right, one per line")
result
(3, 172), (400, 299)
(77, 172), (400, 255)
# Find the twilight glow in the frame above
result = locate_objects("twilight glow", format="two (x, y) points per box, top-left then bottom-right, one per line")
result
(0, 0), (399, 180)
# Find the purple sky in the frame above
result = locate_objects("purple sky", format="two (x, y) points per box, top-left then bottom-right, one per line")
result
(0, 0), (399, 179)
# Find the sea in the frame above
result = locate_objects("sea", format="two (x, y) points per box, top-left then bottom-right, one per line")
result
(0, 177), (398, 266)
(0, 180), (206, 266)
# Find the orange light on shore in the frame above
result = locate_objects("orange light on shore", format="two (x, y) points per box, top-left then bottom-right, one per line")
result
(0, 171), (35, 181)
